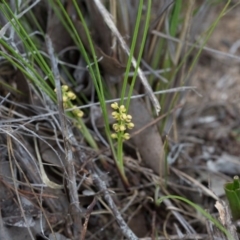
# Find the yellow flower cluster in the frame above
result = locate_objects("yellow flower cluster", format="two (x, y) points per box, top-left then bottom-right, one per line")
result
(110, 102), (134, 140)
(55, 85), (84, 119)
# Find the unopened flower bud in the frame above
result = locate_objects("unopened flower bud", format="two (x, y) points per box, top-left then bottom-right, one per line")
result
(77, 111), (84, 118)
(111, 102), (119, 109)
(119, 125), (126, 131)
(119, 105), (126, 112)
(67, 91), (76, 100)
(62, 85), (69, 91)
(63, 95), (68, 102)
(123, 133), (130, 140)
(111, 133), (118, 139)
(127, 122), (134, 129)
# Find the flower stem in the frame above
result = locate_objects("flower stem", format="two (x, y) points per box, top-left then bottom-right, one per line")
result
(117, 135), (129, 188)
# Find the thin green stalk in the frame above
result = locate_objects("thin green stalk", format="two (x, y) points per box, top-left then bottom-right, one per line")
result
(120, 0), (143, 106)
(71, 0), (135, 184)
(1, 2), (53, 85)
(0, 1), (101, 158)
(114, 0), (152, 186)
(155, 193), (233, 240)
(68, 1), (111, 135)
(224, 176), (240, 221)
(126, 0), (152, 111)
(50, 0), (119, 170)
(0, 42), (53, 99)
(170, 0), (182, 37)
(71, 0), (117, 156)
(117, 0), (147, 186)
(117, 137), (124, 174)
(187, 0), (231, 75)
(28, 10), (44, 33)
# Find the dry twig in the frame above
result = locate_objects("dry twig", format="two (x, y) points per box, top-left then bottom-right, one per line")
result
(93, 172), (138, 240)
(45, 35), (82, 238)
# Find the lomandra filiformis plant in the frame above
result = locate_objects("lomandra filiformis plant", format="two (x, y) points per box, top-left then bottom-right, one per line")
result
(110, 102), (134, 187)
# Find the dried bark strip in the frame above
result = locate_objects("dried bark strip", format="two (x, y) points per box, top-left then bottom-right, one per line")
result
(46, 35), (82, 238)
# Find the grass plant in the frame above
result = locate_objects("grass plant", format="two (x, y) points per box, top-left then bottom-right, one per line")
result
(155, 190), (234, 240)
